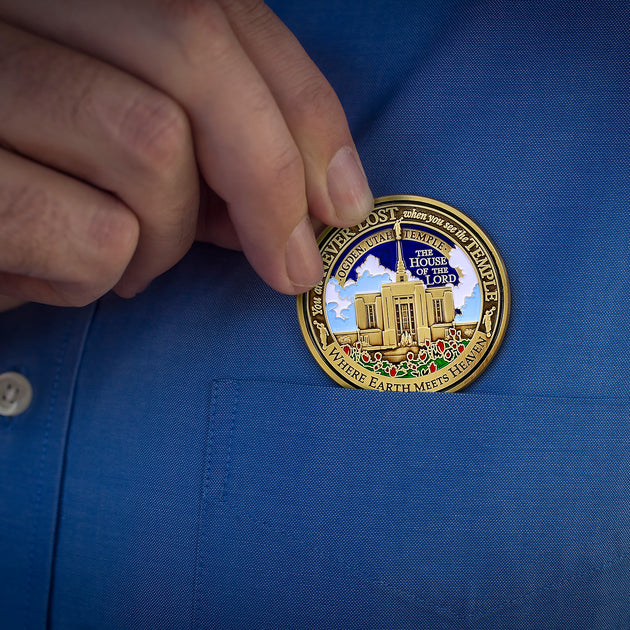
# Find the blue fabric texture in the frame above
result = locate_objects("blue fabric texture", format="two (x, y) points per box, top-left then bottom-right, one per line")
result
(1, 1), (629, 628)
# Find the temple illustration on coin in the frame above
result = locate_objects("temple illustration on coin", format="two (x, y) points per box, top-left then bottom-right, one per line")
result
(328, 218), (477, 365)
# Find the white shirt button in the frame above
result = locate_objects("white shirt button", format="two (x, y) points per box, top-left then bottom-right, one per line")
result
(0, 372), (33, 417)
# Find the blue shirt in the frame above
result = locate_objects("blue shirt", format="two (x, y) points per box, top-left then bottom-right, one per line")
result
(2, 2), (630, 628)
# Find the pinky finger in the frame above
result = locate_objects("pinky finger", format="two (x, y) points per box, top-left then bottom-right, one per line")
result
(0, 148), (139, 306)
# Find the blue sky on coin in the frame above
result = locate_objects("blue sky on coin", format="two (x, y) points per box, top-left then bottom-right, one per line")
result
(326, 245), (481, 333)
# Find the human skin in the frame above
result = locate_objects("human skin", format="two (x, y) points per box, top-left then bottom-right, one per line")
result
(0, 0), (373, 311)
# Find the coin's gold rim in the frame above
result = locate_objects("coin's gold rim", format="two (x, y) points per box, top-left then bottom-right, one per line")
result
(297, 195), (510, 392)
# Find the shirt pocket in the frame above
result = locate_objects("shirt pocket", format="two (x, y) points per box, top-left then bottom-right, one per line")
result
(193, 379), (630, 626)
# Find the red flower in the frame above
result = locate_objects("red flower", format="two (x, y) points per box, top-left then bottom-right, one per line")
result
(436, 340), (445, 353)
(343, 345), (351, 355)
(430, 362), (437, 373)
(458, 345), (464, 353)
(362, 353), (370, 362)
(407, 352), (414, 361)
(374, 352), (382, 360)
(389, 366), (397, 377)
(419, 352), (427, 361)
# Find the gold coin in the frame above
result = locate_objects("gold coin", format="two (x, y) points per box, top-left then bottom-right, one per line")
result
(297, 195), (510, 392)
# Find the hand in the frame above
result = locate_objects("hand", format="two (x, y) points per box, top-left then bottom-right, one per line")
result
(0, 0), (373, 309)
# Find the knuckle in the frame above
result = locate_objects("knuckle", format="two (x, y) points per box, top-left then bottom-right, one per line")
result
(67, 63), (109, 131)
(0, 185), (56, 275)
(113, 89), (191, 174)
(155, 0), (235, 66)
(290, 75), (343, 125)
(82, 202), (139, 282)
(264, 142), (304, 190)
(218, 0), (272, 27)
(61, 208), (137, 306)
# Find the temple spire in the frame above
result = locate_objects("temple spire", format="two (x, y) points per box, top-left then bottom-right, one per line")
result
(394, 219), (407, 282)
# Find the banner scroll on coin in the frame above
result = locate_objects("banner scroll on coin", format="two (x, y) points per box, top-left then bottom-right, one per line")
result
(297, 196), (510, 391)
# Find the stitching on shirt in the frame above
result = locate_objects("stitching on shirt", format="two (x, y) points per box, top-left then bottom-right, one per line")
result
(191, 380), (221, 630)
(216, 496), (630, 621)
(23, 322), (72, 630)
(213, 497), (456, 619)
(220, 381), (240, 503)
(476, 548), (630, 621)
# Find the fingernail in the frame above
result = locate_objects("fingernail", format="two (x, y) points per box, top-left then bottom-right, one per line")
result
(286, 216), (323, 291)
(326, 146), (373, 224)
